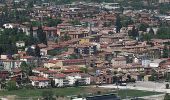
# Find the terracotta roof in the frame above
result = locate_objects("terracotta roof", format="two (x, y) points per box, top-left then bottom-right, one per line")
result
(33, 67), (48, 72)
(62, 59), (86, 63)
(20, 56), (33, 59)
(47, 60), (60, 64)
(29, 76), (49, 81)
(62, 69), (82, 73)
(54, 73), (66, 78)
(43, 70), (58, 74)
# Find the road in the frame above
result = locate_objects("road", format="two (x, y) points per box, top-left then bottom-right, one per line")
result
(99, 81), (170, 93)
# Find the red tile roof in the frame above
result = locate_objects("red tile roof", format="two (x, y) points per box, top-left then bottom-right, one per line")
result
(54, 73), (66, 78)
(43, 70), (58, 74)
(62, 59), (86, 64)
(29, 76), (49, 81)
(33, 67), (48, 72)
(62, 69), (82, 73)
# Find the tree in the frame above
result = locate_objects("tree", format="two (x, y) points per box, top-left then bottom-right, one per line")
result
(60, 34), (71, 41)
(20, 61), (28, 72)
(164, 93), (170, 100)
(26, 47), (35, 56)
(6, 80), (17, 91)
(47, 18), (62, 27)
(20, 61), (33, 76)
(141, 33), (152, 42)
(0, 47), (3, 55)
(42, 90), (55, 100)
(149, 28), (154, 35)
(37, 26), (47, 45)
(51, 80), (55, 88)
(75, 80), (79, 87)
(138, 23), (149, 32)
(79, 67), (88, 73)
(163, 45), (169, 58)
(34, 44), (41, 57)
(128, 26), (139, 38)
(166, 84), (169, 89)
(115, 15), (122, 33)
(30, 25), (33, 38)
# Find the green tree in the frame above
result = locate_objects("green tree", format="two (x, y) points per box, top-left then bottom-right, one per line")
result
(47, 18), (62, 27)
(139, 23), (149, 32)
(20, 61), (33, 76)
(60, 34), (71, 41)
(156, 27), (170, 39)
(115, 15), (122, 33)
(164, 93), (170, 100)
(30, 25), (33, 38)
(35, 44), (41, 57)
(163, 45), (169, 58)
(6, 80), (17, 91)
(37, 26), (47, 45)
(42, 90), (55, 100)
(79, 67), (88, 73)
(128, 26), (139, 38)
(141, 33), (152, 41)
(149, 28), (154, 35)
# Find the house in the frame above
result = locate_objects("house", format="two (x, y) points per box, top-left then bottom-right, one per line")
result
(44, 60), (63, 70)
(0, 70), (9, 79)
(93, 74), (113, 84)
(29, 76), (50, 88)
(3, 23), (15, 29)
(69, 43), (98, 55)
(42, 70), (58, 78)
(20, 56), (35, 62)
(66, 73), (91, 86)
(32, 67), (48, 76)
(16, 41), (25, 48)
(53, 73), (69, 87)
(62, 59), (86, 67)
(111, 56), (127, 67)
(40, 47), (55, 56)
(0, 60), (24, 71)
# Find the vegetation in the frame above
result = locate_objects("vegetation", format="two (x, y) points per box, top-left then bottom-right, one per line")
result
(42, 90), (55, 100)
(156, 27), (170, 39)
(37, 26), (47, 45)
(0, 87), (161, 99)
(0, 28), (36, 54)
(164, 93), (170, 100)
(6, 80), (17, 91)
(115, 15), (122, 33)
(163, 45), (169, 58)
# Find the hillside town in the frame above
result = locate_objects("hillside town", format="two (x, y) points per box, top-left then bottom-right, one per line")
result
(0, 0), (170, 100)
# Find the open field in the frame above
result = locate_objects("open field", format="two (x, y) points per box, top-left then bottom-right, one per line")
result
(0, 87), (162, 99)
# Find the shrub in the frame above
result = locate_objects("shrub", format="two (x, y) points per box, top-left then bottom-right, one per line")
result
(166, 84), (169, 89)
(6, 80), (17, 91)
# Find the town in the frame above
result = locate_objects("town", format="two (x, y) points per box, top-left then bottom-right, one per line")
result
(0, 0), (170, 100)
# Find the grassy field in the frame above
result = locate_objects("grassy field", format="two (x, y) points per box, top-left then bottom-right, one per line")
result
(0, 87), (162, 99)
(117, 89), (161, 99)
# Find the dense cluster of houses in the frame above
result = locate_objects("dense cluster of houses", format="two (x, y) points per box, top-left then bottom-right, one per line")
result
(0, 1), (170, 89)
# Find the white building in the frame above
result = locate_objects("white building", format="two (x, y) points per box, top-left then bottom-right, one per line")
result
(29, 76), (50, 88)
(53, 73), (69, 87)
(67, 73), (91, 86)
(3, 23), (14, 29)
(16, 41), (25, 48)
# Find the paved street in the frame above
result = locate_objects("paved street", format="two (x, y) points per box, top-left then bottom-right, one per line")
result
(99, 81), (170, 93)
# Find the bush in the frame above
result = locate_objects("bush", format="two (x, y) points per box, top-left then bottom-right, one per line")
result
(6, 80), (17, 91)
(166, 84), (169, 89)
(42, 90), (55, 100)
